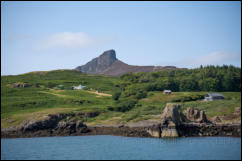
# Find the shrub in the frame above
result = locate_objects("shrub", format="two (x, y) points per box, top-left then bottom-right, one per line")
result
(135, 91), (147, 99)
(107, 106), (114, 111)
(112, 92), (121, 100)
(47, 82), (57, 88)
(114, 98), (138, 112)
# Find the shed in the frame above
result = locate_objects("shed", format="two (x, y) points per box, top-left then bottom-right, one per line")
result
(163, 90), (172, 94)
(204, 93), (225, 101)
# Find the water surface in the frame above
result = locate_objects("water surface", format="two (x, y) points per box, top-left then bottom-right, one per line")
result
(1, 136), (241, 160)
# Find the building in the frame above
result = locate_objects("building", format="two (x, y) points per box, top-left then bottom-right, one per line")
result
(163, 90), (172, 94)
(204, 93), (225, 101)
(72, 84), (87, 90)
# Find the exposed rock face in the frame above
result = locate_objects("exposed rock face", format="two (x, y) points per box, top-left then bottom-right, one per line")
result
(211, 116), (222, 123)
(75, 49), (178, 76)
(185, 107), (209, 123)
(20, 114), (65, 132)
(160, 103), (188, 125)
(235, 107), (241, 115)
(75, 50), (117, 74)
(18, 113), (90, 135)
(1, 104), (241, 138)
(160, 103), (188, 137)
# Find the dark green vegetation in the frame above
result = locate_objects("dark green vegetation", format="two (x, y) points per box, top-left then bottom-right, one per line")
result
(119, 65), (241, 92)
(110, 65), (241, 112)
(1, 65), (241, 128)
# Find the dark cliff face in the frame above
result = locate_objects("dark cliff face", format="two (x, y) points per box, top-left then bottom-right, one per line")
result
(75, 49), (177, 76)
(75, 49), (117, 74)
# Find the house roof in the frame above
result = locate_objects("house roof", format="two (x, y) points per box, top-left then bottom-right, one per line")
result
(207, 93), (224, 97)
(163, 90), (172, 92)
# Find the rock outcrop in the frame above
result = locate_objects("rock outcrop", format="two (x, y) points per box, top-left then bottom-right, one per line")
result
(151, 103), (241, 138)
(75, 50), (117, 74)
(235, 107), (241, 115)
(1, 104), (241, 138)
(160, 103), (188, 137)
(75, 49), (178, 76)
(211, 116), (222, 123)
(7, 113), (91, 137)
(185, 107), (209, 123)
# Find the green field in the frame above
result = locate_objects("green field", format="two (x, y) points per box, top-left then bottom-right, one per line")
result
(1, 70), (241, 128)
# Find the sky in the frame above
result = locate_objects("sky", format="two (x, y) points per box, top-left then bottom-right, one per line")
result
(1, 1), (241, 75)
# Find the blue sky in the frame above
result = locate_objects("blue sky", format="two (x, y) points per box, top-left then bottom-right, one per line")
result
(1, 1), (241, 75)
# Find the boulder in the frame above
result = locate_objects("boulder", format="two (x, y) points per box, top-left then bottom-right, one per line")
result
(235, 107), (241, 115)
(211, 116), (222, 123)
(76, 121), (88, 129)
(185, 107), (209, 123)
(56, 121), (67, 129)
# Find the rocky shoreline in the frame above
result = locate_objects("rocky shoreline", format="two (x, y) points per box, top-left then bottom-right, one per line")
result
(1, 123), (241, 139)
(1, 104), (241, 139)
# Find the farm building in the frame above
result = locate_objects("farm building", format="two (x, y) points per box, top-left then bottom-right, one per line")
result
(163, 90), (172, 94)
(204, 93), (225, 101)
(72, 84), (87, 90)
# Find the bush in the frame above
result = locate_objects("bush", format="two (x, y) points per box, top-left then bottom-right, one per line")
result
(112, 92), (121, 100)
(114, 98), (138, 112)
(135, 91), (147, 99)
(170, 94), (204, 103)
(107, 106), (114, 111)
(47, 82), (57, 88)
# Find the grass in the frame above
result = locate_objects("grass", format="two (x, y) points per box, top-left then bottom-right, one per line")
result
(139, 91), (241, 118)
(1, 70), (241, 128)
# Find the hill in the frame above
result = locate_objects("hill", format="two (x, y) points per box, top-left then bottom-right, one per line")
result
(1, 68), (241, 129)
(75, 49), (177, 76)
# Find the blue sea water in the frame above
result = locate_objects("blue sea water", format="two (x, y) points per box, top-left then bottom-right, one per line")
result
(1, 136), (241, 160)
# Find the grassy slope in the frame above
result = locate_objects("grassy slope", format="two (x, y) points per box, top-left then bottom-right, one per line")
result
(1, 70), (119, 128)
(1, 70), (241, 128)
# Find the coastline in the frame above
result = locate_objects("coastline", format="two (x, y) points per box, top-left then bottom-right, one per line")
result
(1, 122), (241, 139)
(2, 103), (241, 139)
(2, 104), (241, 139)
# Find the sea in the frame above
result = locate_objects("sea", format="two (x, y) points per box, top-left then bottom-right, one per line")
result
(1, 135), (241, 160)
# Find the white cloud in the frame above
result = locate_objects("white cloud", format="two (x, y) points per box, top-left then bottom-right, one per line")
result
(34, 32), (96, 51)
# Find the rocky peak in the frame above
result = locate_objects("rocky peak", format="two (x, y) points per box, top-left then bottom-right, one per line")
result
(99, 49), (116, 60)
(75, 49), (179, 76)
(97, 49), (117, 67)
(75, 49), (117, 74)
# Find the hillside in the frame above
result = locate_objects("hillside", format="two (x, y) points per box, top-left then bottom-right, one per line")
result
(75, 49), (177, 76)
(1, 68), (241, 129)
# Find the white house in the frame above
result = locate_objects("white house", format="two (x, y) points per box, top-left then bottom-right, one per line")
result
(72, 84), (87, 90)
